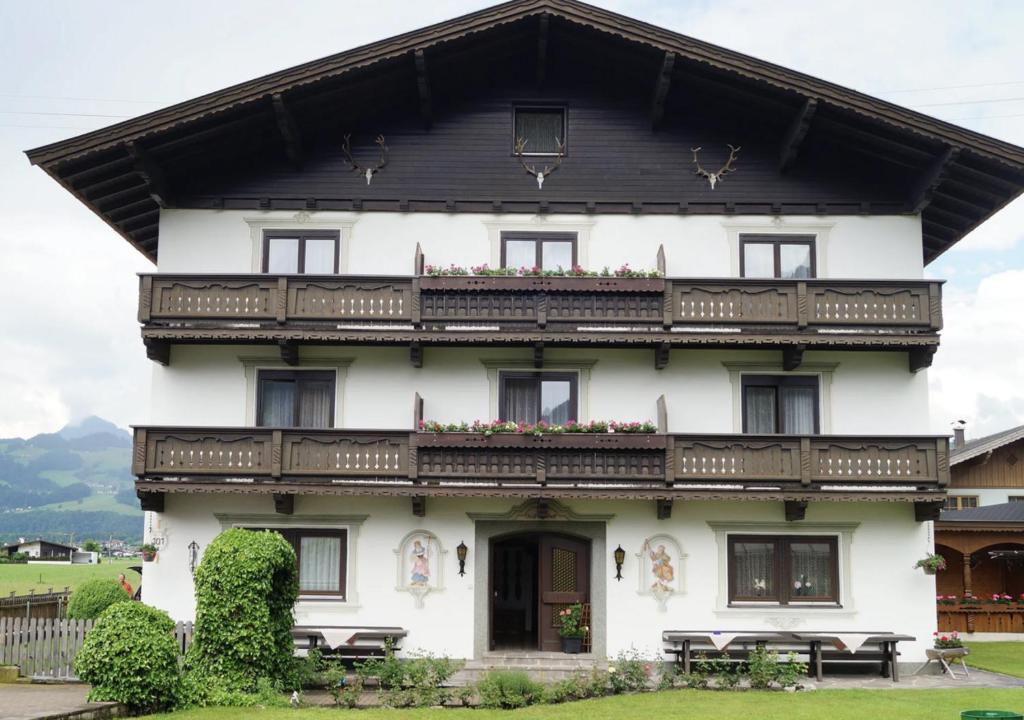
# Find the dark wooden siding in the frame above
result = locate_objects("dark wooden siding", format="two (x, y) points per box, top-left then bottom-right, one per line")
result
(952, 440), (1024, 489)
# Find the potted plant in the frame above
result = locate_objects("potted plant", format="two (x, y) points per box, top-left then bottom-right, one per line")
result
(140, 543), (158, 562)
(915, 553), (947, 575)
(557, 603), (587, 654)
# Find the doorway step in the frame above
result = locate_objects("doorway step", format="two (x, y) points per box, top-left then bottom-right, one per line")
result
(453, 652), (607, 685)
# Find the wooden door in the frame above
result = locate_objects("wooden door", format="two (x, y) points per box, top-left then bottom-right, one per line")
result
(538, 535), (590, 652)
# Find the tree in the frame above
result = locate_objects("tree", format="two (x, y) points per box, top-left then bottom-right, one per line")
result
(82, 539), (101, 553)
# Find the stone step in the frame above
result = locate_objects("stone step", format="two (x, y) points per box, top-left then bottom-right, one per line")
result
(452, 653), (607, 685)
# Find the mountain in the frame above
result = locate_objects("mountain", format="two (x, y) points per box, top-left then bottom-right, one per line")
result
(0, 417), (141, 544)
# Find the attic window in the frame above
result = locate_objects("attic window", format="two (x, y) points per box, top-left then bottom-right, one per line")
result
(514, 107), (565, 155)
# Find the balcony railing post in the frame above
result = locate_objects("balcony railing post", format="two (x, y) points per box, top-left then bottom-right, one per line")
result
(411, 277), (421, 326)
(796, 281), (809, 328)
(662, 280), (674, 328)
(271, 430), (283, 478)
(536, 451), (546, 485)
(138, 276), (153, 323)
(537, 293), (548, 329)
(929, 282), (943, 331)
(800, 437), (811, 486)
(408, 432), (419, 482)
(664, 435), (675, 487)
(276, 278), (288, 325)
(937, 435), (950, 486)
(132, 429), (148, 476)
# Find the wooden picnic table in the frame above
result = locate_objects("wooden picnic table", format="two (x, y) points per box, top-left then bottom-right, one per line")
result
(291, 625), (407, 658)
(791, 632), (915, 682)
(662, 631), (792, 674)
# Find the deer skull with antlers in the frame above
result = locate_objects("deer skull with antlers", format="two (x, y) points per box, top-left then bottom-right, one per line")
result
(341, 134), (389, 185)
(515, 137), (564, 189)
(690, 144), (740, 190)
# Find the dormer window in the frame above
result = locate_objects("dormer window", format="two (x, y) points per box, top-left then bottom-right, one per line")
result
(514, 107), (565, 155)
(263, 230), (339, 274)
(740, 235), (815, 279)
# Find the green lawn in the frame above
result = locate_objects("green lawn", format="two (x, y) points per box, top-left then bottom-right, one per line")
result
(146, 689), (1024, 720)
(0, 558), (136, 595)
(47, 493), (139, 515)
(966, 642), (1024, 678)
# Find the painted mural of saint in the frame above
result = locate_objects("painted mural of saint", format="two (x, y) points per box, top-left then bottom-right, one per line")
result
(410, 539), (430, 586)
(644, 539), (674, 591)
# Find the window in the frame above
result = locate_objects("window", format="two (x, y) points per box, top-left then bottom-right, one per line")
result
(262, 230), (339, 274)
(740, 235), (816, 279)
(728, 535), (838, 605)
(944, 495), (980, 511)
(501, 232), (576, 271)
(498, 372), (577, 425)
(514, 107), (565, 155)
(250, 529), (347, 597)
(742, 375), (819, 434)
(256, 370), (335, 428)
(1009, 496), (1024, 503)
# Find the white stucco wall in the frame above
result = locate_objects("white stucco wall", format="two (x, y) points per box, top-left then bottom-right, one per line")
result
(155, 209), (924, 279)
(142, 494), (937, 662)
(147, 346), (930, 434)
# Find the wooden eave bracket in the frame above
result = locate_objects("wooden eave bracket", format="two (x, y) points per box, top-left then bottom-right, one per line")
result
(270, 93), (303, 169)
(650, 52), (676, 130)
(413, 49), (432, 129)
(784, 500), (808, 521)
(410, 341), (423, 368)
(279, 340), (299, 366)
(655, 341), (670, 370)
(127, 141), (173, 208)
(412, 495), (426, 517)
(778, 98), (818, 173)
(137, 489), (164, 513)
(908, 146), (961, 214)
(144, 338), (170, 366)
(656, 498), (673, 520)
(909, 345), (937, 373)
(914, 500), (944, 522)
(782, 344), (805, 371)
(273, 493), (295, 515)
(533, 342), (544, 368)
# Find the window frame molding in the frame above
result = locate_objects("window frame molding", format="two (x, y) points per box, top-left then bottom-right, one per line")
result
(483, 219), (594, 271)
(215, 512), (367, 606)
(722, 361), (837, 434)
(727, 534), (839, 605)
(741, 374), (822, 435)
(500, 231), (578, 271)
(239, 354), (352, 427)
(707, 521), (858, 618)
(255, 368), (338, 429)
(512, 106), (568, 157)
(720, 219), (834, 278)
(245, 216), (354, 274)
(497, 370), (580, 424)
(480, 358), (597, 423)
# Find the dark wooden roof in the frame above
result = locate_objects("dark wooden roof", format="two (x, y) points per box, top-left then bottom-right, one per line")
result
(939, 501), (1024, 525)
(951, 424), (1024, 465)
(25, 0), (1024, 264)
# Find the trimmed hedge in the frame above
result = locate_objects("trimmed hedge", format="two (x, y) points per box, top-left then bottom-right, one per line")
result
(74, 602), (180, 712)
(67, 579), (131, 619)
(184, 528), (298, 692)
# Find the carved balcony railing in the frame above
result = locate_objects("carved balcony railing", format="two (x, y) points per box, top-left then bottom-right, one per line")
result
(132, 428), (950, 496)
(139, 274), (942, 332)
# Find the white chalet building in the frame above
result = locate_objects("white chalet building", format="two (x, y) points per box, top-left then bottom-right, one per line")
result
(28, 0), (1024, 670)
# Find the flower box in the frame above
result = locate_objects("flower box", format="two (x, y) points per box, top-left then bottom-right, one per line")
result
(419, 275), (665, 293)
(416, 431), (666, 451)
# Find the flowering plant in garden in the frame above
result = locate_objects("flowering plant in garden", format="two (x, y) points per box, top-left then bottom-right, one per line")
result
(557, 603), (587, 639)
(914, 553), (947, 572)
(418, 419), (657, 436)
(933, 631), (964, 649)
(422, 264), (661, 278)
(936, 595), (958, 605)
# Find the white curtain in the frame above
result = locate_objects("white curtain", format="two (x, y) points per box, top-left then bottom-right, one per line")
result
(259, 380), (294, 426)
(781, 387), (816, 434)
(540, 380), (571, 424)
(515, 111), (562, 153)
(780, 244), (812, 279)
(300, 536), (341, 593)
(267, 237), (299, 273)
(304, 238), (336, 274)
(790, 541), (832, 598)
(733, 541), (775, 598)
(742, 243), (774, 278)
(745, 387), (776, 433)
(298, 380), (332, 428)
(503, 378), (539, 423)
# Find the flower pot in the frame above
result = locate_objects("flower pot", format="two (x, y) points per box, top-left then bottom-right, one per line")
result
(142, 550), (157, 562)
(923, 566), (937, 575)
(561, 636), (583, 654)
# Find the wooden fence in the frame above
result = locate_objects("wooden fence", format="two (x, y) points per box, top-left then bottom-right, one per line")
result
(0, 617), (193, 679)
(938, 608), (1024, 633)
(0, 589), (71, 620)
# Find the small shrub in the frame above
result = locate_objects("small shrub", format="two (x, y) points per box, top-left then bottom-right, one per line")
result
(542, 670), (608, 703)
(325, 665), (363, 708)
(356, 642), (462, 708)
(476, 670), (543, 709)
(608, 647), (654, 693)
(455, 685), (474, 707)
(179, 674), (290, 708)
(746, 646), (777, 689)
(66, 579), (131, 619)
(773, 652), (807, 689)
(74, 602), (180, 712)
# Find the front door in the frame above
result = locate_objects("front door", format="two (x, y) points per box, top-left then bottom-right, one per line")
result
(537, 535), (590, 652)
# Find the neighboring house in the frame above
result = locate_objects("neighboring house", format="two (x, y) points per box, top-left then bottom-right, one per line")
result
(946, 423), (1024, 509)
(4, 539), (78, 562)
(26, 0), (1024, 664)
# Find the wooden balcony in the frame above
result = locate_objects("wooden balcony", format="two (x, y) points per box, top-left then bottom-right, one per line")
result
(138, 273), (942, 371)
(132, 427), (950, 509)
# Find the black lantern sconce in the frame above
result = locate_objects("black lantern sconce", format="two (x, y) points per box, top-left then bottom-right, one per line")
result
(614, 545), (626, 581)
(187, 541), (200, 576)
(456, 541), (468, 576)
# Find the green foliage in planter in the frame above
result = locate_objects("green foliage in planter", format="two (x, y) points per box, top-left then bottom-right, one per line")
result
(66, 578), (131, 619)
(183, 528), (298, 693)
(73, 602), (181, 712)
(476, 669), (544, 709)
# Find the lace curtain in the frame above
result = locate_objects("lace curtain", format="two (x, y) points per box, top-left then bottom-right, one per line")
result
(299, 536), (342, 593)
(732, 541), (775, 598)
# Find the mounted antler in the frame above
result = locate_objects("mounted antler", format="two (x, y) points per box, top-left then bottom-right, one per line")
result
(515, 137), (564, 189)
(342, 134), (389, 185)
(690, 144), (740, 189)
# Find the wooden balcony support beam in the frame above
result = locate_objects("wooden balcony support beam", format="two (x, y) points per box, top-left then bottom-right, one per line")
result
(413, 49), (432, 129)
(273, 493), (295, 515)
(784, 499), (808, 522)
(908, 146), (961, 214)
(410, 341), (423, 368)
(778, 98), (817, 173)
(650, 52), (676, 130)
(144, 339), (170, 366)
(655, 341), (670, 370)
(279, 340), (299, 366)
(412, 495), (426, 517)
(271, 93), (303, 169)
(914, 500), (945, 522)
(534, 342), (544, 368)
(137, 490), (164, 513)
(656, 498), (673, 520)
(909, 345), (937, 373)
(783, 343), (806, 371)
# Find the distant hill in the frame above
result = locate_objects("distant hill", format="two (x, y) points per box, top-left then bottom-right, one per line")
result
(0, 416), (140, 544)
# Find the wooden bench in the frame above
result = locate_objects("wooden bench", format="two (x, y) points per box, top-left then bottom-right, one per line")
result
(662, 631), (796, 674)
(292, 625), (407, 661)
(791, 632), (914, 682)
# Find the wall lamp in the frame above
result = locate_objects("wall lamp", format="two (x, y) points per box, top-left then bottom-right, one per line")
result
(614, 544), (626, 581)
(456, 541), (468, 576)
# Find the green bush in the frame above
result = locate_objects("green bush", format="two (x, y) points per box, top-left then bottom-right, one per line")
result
(67, 579), (131, 619)
(356, 642), (462, 708)
(542, 670), (607, 704)
(73, 602), (180, 712)
(476, 670), (543, 709)
(608, 647), (654, 693)
(183, 528), (298, 693)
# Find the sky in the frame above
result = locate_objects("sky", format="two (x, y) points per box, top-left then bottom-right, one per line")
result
(0, 0), (1022, 440)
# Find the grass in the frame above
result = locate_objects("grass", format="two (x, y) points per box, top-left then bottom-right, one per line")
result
(965, 642), (1024, 678)
(46, 493), (139, 515)
(146, 689), (1024, 720)
(0, 558), (136, 595)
